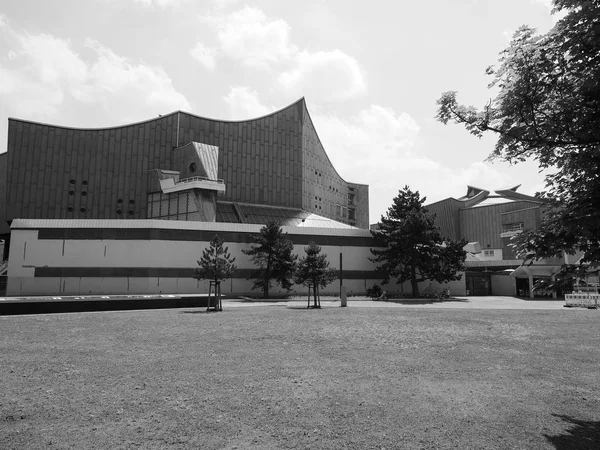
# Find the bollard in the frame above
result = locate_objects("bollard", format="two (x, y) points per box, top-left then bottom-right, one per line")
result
(340, 286), (347, 307)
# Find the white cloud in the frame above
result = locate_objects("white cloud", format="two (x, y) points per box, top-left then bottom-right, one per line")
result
(278, 50), (367, 101)
(189, 42), (217, 70)
(0, 30), (190, 124)
(201, 6), (296, 69)
(198, 5), (368, 102)
(19, 33), (88, 85)
(77, 39), (191, 116)
(0, 33), (87, 119)
(128, 0), (189, 7)
(0, 66), (64, 117)
(223, 86), (273, 119)
(530, 0), (568, 25)
(212, 0), (242, 10)
(531, 0), (553, 9)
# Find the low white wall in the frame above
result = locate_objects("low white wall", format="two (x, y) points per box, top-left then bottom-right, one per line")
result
(6, 221), (467, 297)
(6, 276), (463, 297)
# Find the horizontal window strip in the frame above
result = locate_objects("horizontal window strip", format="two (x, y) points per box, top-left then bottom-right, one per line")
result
(34, 267), (386, 280)
(36, 228), (377, 247)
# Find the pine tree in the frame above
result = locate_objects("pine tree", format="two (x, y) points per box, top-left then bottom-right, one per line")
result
(242, 221), (298, 298)
(370, 186), (467, 297)
(295, 242), (337, 308)
(193, 235), (236, 310)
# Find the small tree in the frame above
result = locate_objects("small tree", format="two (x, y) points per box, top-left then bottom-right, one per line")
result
(243, 221), (298, 298)
(370, 186), (467, 297)
(295, 242), (337, 308)
(193, 235), (237, 311)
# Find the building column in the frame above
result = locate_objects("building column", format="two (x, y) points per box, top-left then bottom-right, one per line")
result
(529, 273), (534, 299)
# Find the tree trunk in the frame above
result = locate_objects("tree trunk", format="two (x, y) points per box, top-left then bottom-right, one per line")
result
(410, 266), (419, 297)
(264, 254), (271, 299)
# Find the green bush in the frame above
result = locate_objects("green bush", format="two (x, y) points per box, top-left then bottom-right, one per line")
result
(366, 284), (383, 299)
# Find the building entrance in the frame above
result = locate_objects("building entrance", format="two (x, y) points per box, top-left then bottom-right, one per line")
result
(466, 273), (491, 296)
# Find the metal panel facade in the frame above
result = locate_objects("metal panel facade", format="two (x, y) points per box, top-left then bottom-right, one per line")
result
(3, 99), (369, 229)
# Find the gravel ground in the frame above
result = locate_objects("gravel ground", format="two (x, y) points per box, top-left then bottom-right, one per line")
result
(1, 305), (599, 449)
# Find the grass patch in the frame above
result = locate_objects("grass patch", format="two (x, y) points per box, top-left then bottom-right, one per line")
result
(1, 306), (599, 449)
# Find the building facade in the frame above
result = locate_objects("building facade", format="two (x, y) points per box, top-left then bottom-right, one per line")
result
(427, 185), (568, 297)
(2, 97), (368, 236)
(1, 99), (413, 297)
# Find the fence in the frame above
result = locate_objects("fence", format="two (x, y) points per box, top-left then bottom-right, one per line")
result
(564, 293), (600, 308)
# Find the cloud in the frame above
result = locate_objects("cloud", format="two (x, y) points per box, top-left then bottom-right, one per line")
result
(201, 6), (296, 69)
(223, 86), (273, 119)
(530, 0), (568, 24)
(0, 30), (190, 124)
(212, 0), (242, 10)
(278, 50), (367, 101)
(530, 0), (553, 9)
(197, 5), (367, 102)
(77, 39), (191, 116)
(0, 33), (87, 119)
(124, 0), (190, 8)
(189, 42), (217, 70)
(19, 33), (88, 85)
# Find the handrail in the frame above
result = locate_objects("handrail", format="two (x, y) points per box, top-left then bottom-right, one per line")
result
(177, 176), (224, 185)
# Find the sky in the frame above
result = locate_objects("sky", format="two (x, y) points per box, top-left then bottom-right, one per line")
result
(0, 0), (562, 223)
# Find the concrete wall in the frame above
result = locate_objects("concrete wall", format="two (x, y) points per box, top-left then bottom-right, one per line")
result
(6, 219), (466, 297)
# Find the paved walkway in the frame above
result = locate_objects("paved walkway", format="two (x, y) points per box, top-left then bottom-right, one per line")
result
(1, 294), (589, 313)
(225, 296), (573, 310)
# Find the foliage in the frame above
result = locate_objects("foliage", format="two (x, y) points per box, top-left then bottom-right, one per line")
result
(370, 186), (467, 297)
(193, 235), (237, 283)
(436, 0), (600, 271)
(366, 284), (383, 299)
(294, 242), (337, 305)
(294, 242), (337, 288)
(242, 221), (298, 298)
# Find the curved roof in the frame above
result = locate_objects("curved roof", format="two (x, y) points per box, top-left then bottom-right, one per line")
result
(8, 97), (307, 131)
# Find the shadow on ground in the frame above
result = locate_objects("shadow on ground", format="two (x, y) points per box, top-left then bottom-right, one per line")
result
(374, 297), (470, 305)
(544, 414), (600, 449)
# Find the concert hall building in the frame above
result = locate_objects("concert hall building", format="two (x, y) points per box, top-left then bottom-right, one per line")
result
(0, 99), (407, 297)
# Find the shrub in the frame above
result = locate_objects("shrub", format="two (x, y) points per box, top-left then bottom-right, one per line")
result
(366, 284), (383, 300)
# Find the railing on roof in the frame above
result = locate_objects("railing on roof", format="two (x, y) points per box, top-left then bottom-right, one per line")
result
(177, 176), (224, 185)
(0, 260), (8, 276)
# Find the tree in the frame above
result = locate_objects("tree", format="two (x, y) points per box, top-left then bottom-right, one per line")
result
(370, 186), (467, 297)
(294, 242), (337, 308)
(243, 221), (298, 298)
(193, 235), (237, 311)
(436, 0), (600, 272)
